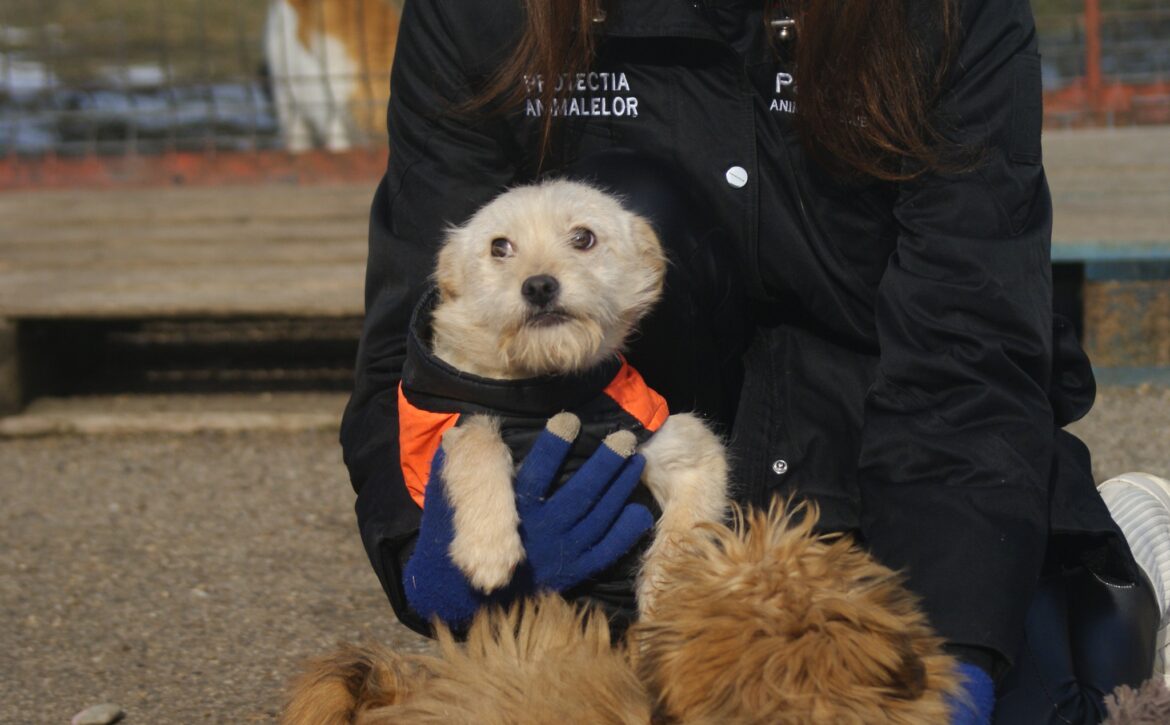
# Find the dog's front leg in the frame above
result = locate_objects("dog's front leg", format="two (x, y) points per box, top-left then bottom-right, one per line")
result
(441, 415), (525, 593)
(637, 413), (729, 617)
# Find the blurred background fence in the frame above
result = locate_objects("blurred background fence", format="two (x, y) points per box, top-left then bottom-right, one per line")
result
(3, 0), (283, 157)
(1039, 0), (1170, 126)
(0, 0), (1166, 172)
(0, 0), (400, 176)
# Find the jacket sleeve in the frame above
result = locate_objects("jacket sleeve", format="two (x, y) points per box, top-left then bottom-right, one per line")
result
(339, 0), (518, 632)
(857, 0), (1054, 668)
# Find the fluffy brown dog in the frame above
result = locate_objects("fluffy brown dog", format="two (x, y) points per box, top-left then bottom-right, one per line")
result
(630, 500), (961, 724)
(283, 501), (962, 724)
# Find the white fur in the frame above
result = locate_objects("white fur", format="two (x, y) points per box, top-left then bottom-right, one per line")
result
(264, 0), (357, 152)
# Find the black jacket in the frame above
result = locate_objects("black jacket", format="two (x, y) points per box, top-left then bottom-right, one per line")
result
(393, 288), (666, 634)
(341, 0), (1138, 670)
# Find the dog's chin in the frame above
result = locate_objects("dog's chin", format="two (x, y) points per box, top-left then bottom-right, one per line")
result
(502, 316), (612, 377)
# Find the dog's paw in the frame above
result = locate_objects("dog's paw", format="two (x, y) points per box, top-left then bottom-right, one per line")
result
(640, 413), (729, 513)
(451, 527), (525, 593)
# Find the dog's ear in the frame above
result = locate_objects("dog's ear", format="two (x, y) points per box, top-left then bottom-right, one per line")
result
(630, 215), (667, 294)
(434, 233), (464, 302)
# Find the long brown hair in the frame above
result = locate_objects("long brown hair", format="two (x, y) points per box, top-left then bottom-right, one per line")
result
(472, 0), (956, 181)
(788, 0), (957, 180)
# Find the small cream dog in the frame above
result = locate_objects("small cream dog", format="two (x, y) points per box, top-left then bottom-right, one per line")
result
(427, 180), (728, 615)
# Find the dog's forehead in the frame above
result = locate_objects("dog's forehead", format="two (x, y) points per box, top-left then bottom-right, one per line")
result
(478, 182), (627, 234)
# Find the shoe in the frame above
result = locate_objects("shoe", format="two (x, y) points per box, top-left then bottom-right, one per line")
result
(1099, 472), (1170, 683)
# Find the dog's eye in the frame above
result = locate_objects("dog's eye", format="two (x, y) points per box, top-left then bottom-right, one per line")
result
(569, 227), (596, 251)
(490, 238), (514, 258)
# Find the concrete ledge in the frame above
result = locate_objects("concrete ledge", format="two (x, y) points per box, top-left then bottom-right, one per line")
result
(0, 392), (346, 438)
(1053, 244), (1170, 265)
(1093, 367), (1170, 386)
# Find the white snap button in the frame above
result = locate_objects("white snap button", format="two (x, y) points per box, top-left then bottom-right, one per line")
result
(725, 166), (749, 188)
(771, 459), (789, 475)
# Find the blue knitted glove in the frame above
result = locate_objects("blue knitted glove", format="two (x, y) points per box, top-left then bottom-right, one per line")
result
(949, 662), (995, 725)
(513, 414), (655, 591)
(401, 447), (495, 627)
(402, 413), (654, 627)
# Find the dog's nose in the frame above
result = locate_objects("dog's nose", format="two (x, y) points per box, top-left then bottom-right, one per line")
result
(521, 275), (560, 307)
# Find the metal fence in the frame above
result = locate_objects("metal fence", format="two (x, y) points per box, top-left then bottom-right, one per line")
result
(0, 0), (398, 157)
(3, 2), (270, 155)
(1039, 0), (1170, 126)
(0, 0), (1166, 160)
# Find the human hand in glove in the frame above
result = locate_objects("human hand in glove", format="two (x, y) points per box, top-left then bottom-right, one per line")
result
(514, 412), (654, 592)
(402, 412), (654, 627)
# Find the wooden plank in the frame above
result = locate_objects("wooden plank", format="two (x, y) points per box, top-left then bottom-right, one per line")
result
(0, 231), (362, 257)
(0, 183), (373, 318)
(0, 265), (364, 318)
(0, 392), (348, 437)
(1046, 126), (1170, 251)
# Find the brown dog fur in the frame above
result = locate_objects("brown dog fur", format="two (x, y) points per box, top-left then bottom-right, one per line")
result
(631, 500), (962, 724)
(283, 595), (651, 724)
(284, 501), (962, 724)
(283, 642), (436, 725)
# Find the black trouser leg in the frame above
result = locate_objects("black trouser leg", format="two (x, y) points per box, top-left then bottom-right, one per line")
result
(994, 566), (1158, 724)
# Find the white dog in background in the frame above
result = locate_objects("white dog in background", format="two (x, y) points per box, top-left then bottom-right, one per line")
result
(430, 181), (730, 616)
(263, 0), (398, 152)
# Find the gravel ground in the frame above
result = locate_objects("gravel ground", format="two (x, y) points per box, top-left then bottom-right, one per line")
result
(0, 385), (1167, 724)
(1068, 383), (1170, 482)
(0, 429), (431, 725)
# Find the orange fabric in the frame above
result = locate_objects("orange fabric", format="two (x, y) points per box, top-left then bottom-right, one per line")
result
(603, 359), (670, 432)
(398, 360), (666, 509)
(397, 383), (460, 509)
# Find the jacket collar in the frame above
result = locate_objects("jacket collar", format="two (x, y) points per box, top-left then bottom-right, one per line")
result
(402, 287), (625, 416)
